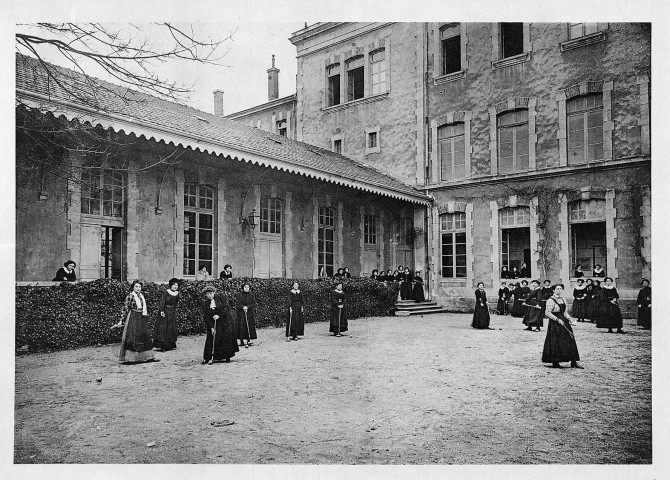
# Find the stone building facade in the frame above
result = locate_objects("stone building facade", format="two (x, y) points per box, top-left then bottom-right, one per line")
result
(289, 23), (428, 276)
(424, 22), (651, 311)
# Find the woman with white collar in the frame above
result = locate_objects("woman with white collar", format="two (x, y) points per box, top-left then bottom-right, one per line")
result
(571, 278), (588, 323)
(542, 284), (583, 369)
(154, 278), (180, 352)
(286, 281), (305, 341)
(114, 280), (158, 364)
(596, 277), (625, 334)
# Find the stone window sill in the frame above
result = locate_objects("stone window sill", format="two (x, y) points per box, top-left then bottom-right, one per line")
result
(560, 31), (606, 52)
(434, 70), (466, 85)
(324, 92), (389, 114)
(365, 146), (381, 155)
(493, 52), (530, 69)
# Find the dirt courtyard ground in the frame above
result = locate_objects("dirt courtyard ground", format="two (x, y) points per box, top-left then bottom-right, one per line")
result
(14, 313), (651, 466)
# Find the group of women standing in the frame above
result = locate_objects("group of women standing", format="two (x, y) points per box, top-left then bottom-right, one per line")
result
(371, 266), (425, 303)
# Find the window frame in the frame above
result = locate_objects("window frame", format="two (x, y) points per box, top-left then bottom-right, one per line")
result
(80, 160), (126, 219)
(566, 93), (604, 165)
(497, 109), (530, 174)
(364, 213), (377, 246)
(318, 206), (336, 277)
(365, 125), (381, 155)
(346, 55), (365, 102)
(498, 206), (531, 272)
(440, 212), (467, 279)
(369, 48), (387, 95)
(260, 196), (282, 235)
(438, 122), (466, 181)
(326, 63), (341, 107)
(183, 183), (215, 276)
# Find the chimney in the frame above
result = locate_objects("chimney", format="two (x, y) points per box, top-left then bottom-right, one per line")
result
(267, 55), (279, 101)
(213, 89), (224, 117)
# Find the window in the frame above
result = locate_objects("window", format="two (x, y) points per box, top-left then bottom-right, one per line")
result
(81, 161), (125, 217)
(346, 56), (364, 101)
(500, 23), (524, 59)
(569, 200), (606, 275)
(440, 24), (461, 75)
(260, 197), (282, 234)
(333, 139), (342, 154)
(368, 132), (378, 149)
(327, 64), (341, 107)
(277, 119), (287, 137)
(438, 123), (466, 181)
(396, 217), (413, 246)
(498, 109), (529, 174)
(318, 207), (335, 277)
(183, 183), (214, 276)
(370, 49), (387, 95)
(569, 23), (598, 39)
(364, 214), (377, 245)
(440, 212), (466, 278)
(499, 207), (530, 272)
(567, 94), (603, 164)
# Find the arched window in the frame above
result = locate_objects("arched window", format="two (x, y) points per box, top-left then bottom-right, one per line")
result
(183, 183), (214, 276)
(567, 93), (603, 164)
(438, 123), (466, 181)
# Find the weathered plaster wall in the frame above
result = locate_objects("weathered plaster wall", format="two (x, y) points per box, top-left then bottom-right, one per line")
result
(296, 23), (422, 184)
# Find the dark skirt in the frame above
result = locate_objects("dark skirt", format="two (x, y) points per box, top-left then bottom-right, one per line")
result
(596, 301), (623, 329)
(511, 298), (526, 317)
(413, 284), (426, 303)
(400, 281), (413, 300)
(637, 306), (651, 329)
(472, 304), (491, 329)
(203, 318), (239, 361)
(496, 298), (508, 315)
(153, 306), (178, 351)
(235, 308), (258, 340)
(119, 310), (155, 363)
(523, 303), (545, 328)
(329, 307), (348, 334)
(541, 314), (580, 363)
(587, 297), (601, 322)
(571, 298), (588, 319)
(286, 304), (305, 337)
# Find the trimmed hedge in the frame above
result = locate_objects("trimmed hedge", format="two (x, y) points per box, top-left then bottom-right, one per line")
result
(16, 277), (399, 354)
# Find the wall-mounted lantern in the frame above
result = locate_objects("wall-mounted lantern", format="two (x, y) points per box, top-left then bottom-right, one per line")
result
(240, 208), (261, 229)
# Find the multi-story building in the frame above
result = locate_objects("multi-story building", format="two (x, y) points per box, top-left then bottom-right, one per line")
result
(280, 22), (651, 312)
(424, 22), (650, 312)
(289, 23), (428, 277)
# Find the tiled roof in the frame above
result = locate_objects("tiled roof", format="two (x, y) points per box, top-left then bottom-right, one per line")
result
(15, 53), (429, 204)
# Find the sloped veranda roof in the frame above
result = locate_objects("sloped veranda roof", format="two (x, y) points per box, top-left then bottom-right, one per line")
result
(15, 53), (430, 204)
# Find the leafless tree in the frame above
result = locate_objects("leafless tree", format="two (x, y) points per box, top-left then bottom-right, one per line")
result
(16, 23), (235, 186)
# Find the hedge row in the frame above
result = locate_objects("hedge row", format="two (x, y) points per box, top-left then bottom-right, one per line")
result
(16, 277), (399, 353)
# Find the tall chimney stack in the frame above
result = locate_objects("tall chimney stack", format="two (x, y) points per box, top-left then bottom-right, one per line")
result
(267, 55), (279, 101)
(213, 89), (224, 117)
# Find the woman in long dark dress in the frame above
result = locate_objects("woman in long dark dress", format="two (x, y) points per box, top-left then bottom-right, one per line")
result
(235, 283), (257, 348)
(511, 281), (529, 317)
(583, 278), (594, 321)
(522, 279), (543, 331)
(330, 282), (348, 336)
(496, 282), (509, 315)
(541, 284), (583, 369)
(588, 280), (603, 324)
(472, 282), (492, 329)
(400, 267), (414, 300)
(412, 270), (426, 303)
(571, 278), (588, 322)
(286, 281), (305, 341)
(53, 260), (77, 282)
(114, 280), (158, 364)
(596, 277), (625, 334)
(201, 286), (239, 364)
(154, 278), (180, 352)
(637, 279), (651, 330)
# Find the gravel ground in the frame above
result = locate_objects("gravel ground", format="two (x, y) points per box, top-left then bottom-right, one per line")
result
(14, 313), (651, 467)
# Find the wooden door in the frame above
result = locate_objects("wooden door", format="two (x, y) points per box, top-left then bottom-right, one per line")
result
(80, 224), (101, 280)
(255, 238), (283, 278)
